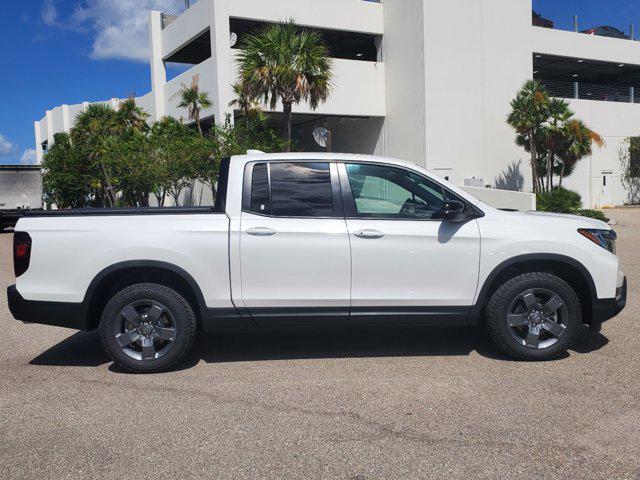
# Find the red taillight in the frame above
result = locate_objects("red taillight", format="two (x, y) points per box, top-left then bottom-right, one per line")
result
(13, 232), (32, 277)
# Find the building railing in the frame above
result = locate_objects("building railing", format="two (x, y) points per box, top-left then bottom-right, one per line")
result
(532, 11), (636, 42)
(540, 79), (639, 104)
(161, 0), (381, 29)
(162, 0), (200, 29)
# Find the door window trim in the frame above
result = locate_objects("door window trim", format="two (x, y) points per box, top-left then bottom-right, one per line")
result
(242, 160), (344, 219)
(337, 162), (482, 221)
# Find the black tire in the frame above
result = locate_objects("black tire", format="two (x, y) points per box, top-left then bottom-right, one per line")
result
(99, 283), (197, 373)
(486, 272), (581, 361)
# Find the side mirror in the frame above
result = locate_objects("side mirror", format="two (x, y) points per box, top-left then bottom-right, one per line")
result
(442, 201), (467, 222)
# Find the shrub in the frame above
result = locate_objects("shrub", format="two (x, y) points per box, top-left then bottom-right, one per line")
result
(537, 187), (582, 214)
(536, 187), (609, 223)
(575, 209), (609, 223)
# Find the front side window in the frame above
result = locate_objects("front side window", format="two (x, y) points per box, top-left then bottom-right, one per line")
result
(248, 162), (333, 217)
(345, 163), (448, 219)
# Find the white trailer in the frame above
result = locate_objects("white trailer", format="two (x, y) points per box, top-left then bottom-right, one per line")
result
(0, 165), (43, 230)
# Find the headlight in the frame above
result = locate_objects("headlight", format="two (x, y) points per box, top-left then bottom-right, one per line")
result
(578, 228), (616, 254)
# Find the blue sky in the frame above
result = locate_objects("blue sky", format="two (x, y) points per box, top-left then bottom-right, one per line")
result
(0, 0), (638, 165)
(534, 0), (639, 31)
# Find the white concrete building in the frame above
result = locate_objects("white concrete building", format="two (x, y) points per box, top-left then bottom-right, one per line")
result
(35, 0), (640, 208)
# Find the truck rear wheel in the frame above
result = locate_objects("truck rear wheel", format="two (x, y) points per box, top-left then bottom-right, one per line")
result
(486, 272), (581, 361)
(99, 283), (197, 373)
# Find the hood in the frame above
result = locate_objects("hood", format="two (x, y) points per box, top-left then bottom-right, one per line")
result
(518, 210), (611, 229)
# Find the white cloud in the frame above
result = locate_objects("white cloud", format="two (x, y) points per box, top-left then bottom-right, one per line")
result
(20, 149), (38, 165)
(0, 134), (17, 157)
(70, 0), (167, 62)
(41, 0), (59, 26)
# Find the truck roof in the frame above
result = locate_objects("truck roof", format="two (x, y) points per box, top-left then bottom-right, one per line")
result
(230, 152), (487, 209)
(231, 152), (420, 170)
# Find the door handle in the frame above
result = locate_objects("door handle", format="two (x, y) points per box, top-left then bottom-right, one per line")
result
(354, 229), (385, 239)
(246, 227), (277, 237)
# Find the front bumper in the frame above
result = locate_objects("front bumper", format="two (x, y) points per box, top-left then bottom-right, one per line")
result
(7, 285), (89, 330)
(592, 276), (627, 325)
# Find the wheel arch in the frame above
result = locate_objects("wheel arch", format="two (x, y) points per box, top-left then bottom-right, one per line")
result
(82, 261), (207, 331)
(471, 254), (597, 325)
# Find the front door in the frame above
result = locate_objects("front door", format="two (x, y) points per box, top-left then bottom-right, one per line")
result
(598, 170), (615, 208)
(339, 162), (481, 324)
(240, 161), (350, 325)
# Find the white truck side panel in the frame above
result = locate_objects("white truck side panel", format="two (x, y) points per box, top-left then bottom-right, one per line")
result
(475, 209), (618, 300)
(15, 214), (232, 307)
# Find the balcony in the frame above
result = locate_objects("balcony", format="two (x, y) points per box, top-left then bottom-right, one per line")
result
(162, 0), (382, 30)
(540, 79), (638, 104)
(162, 56), (385, 120)
(534, 53), (640, 105)
(162, 0), (200, 29)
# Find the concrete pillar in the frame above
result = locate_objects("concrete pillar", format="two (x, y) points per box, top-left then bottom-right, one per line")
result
(34, 122), (44, 165)
(209, 0), (234, 124)
(62, 104), (70, 133)
(149, 11), (166, 121)
(45, 110), (54, 146)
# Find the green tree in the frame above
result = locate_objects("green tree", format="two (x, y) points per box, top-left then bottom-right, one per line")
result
(556, 119), (604, 188)
(177, 74), (212, 135)
(214, 114), (288, 158)
(116, 97), (150, 134)
(42, 133), (92, 208)
(228, 81), (264, 125)
(102, 131), (158, 207)
(70, 104), (121, 207)
(619, 137), (640, 205)
(237, 20), (333, 151)
(508, 80), (550, 194)
(148, 117), (215, 206)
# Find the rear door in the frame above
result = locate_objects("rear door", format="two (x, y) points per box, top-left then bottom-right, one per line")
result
(239, 161), (350, 325)
(339, 162), (481, 324)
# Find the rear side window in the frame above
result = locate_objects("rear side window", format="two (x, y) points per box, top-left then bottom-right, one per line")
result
(250, 163), (270, 214)
(248, 162), (333, 217)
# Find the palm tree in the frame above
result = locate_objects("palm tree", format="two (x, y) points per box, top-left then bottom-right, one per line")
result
(116, 97), (149, 134)
(508, 80), (550, 194)
(228, 81), (264, 124)
(237, 20), (333, 151)
(177, 74), (212, 135)
(541, 98), (573, 191)
(556, 119), (604, 188)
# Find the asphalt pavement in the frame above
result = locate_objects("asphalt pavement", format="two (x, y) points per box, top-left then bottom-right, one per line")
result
(1, 209), (639, 479)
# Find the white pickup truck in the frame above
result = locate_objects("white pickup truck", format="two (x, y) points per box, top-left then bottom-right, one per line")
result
(8, 153), (626, 372)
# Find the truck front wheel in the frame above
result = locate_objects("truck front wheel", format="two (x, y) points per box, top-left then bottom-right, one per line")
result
(486, 272), (581, 361)
(99, 283), (197, 373)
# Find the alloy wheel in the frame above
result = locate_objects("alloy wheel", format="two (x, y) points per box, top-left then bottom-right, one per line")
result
(506, 288), (569, 350)
(113, 300), (177, 362)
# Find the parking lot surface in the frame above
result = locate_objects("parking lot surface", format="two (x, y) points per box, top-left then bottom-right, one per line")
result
(1, 209), (639, 479)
